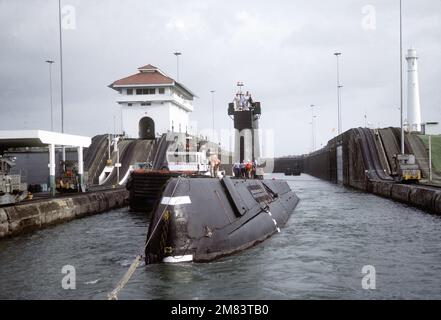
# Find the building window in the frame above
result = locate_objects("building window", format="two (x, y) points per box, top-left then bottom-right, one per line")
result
(141, 102), (151, 106)
(142, 88), (155, 95)
(128, 103), (133, 106)
(158, 88), (165, 94)
(136, 89), (143, 95)
(127, 89), (133, 95)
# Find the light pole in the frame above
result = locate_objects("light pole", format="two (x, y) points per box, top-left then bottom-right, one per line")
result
(399, 0), (405, 154)
(58, 0), (66, 167)
(173, 52), (182, 82)
(310, 104), (316, 151)
(211, 90), (216, 142)
(58, 0), (65, 133)
(45, 60), (55, 131)
(334, 52), (342, 135)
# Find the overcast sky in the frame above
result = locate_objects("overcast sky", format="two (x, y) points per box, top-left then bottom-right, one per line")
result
(0, 0), (440, 156)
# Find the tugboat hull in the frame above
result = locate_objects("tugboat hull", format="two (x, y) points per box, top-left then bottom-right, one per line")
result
(145, 176), (299, 263)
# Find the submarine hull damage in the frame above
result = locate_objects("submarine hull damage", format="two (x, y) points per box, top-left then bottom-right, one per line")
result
(145, 176), (299, 263)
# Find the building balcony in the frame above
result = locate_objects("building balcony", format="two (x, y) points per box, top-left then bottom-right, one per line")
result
(116, 94), (193, 112)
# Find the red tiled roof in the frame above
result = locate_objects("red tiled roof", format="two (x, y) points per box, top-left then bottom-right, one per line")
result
(111, 70), (174, 87)
(109, 64), (197, 97)
(138, 64), (157, 70)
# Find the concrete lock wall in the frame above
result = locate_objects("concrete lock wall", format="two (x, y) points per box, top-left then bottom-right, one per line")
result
(0, 189), (128, 239)
(302, 128), (441, 215)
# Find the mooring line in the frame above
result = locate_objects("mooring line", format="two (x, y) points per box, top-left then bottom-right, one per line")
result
(107, 255), (142, 300)
(107, 177), (182, 300)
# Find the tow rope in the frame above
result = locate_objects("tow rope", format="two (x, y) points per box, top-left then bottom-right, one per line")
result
(107, 255), (142, 300)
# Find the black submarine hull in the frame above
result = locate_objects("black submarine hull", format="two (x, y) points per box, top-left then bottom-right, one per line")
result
(145, 176), (299, 263)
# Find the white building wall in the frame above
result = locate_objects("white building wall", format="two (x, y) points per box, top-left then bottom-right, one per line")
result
(121, 102), (172, 138)
(116, 83), (193, 138)
(169, 103), (190, 133)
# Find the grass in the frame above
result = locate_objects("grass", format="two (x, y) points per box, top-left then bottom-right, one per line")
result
(418, 134), (441, 172)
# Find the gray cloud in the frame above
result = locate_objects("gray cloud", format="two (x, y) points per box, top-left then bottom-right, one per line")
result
(0, 0), (440, 156)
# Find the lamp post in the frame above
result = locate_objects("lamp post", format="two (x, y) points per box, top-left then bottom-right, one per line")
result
(310, 104), (316, 152)
(334, 52), (342, 135)
(173, 52), (182, 82)
(399, 0), (405, 154)
(211, 90), (216, 142)
(58, 0), (66, 168)
(58, 0), (65, 134)
(45, 60), (55, 131)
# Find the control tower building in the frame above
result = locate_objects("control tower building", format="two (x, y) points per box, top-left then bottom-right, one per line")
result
(228, 85), (261, 164)
(109, 64), (196, 139)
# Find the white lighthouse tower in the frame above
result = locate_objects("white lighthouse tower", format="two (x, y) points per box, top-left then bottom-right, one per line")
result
(406, 48), (422, 132)
(109, 64), (196, 139)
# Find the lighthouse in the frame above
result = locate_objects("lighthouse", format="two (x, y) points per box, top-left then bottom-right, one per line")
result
(109, 65), (196, 139)
(406, 48), (422, 132)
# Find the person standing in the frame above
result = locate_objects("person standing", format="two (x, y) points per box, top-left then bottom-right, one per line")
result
(234, 94), (241, 111)
(210, 153), (221, 178)
(244, 91), (251, 110)
(240, 161), (247, 178)
(232, 163), (241, 178)
(245, 160), (253, 179)
(239, 94), (246, 110)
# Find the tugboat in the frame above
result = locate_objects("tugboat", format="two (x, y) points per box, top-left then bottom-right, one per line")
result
(134, 85), (299, 263)
(126, 132), (214, 213)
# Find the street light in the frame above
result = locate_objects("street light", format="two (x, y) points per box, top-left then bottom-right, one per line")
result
(310, 104), (316, 151)
(58, 0), (65, 134)
(399, 0), (405, 154)
(45, 60), (55, 131)
(173, 52), (182, 81)
(211, 90), (216, 142)
(334, 52), (342, 135)
(58, 0), (66, 167)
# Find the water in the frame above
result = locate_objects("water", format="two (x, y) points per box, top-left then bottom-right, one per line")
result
(1, 174), (440, 299)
